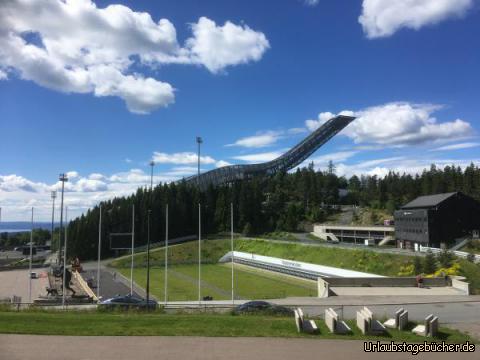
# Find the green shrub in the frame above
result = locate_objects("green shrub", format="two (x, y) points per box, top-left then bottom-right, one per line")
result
(423, 250), (438, 274)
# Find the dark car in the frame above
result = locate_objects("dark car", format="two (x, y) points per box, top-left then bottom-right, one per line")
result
(234, 301), (293, 316)
(99, 294), (158, 310)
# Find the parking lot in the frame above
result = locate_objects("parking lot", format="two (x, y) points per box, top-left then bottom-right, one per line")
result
(0, 268), (48, 302)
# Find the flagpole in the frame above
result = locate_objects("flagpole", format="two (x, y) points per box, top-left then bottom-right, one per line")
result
(231, 202), (234, 305)
(198, 203), (201, 305)
(97, 205), (102, 299)
(62, 206), (68, 308)
(28, 207), (33, 304)
(130, 204), (135, 295)
(164, 204), (168, 305)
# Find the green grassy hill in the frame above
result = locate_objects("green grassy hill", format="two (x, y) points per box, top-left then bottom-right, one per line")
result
(111, 238), (413, 276)
(109, 238), (419, 301)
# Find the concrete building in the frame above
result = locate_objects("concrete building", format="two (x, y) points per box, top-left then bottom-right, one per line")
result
(312, 224), (395, 245)
(394, 192), (480, 250)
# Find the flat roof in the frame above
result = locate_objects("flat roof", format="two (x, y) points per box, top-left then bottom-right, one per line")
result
(314, 224), (394, 232)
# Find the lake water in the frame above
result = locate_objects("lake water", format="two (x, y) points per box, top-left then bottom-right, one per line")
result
(0, 229), (31, 233)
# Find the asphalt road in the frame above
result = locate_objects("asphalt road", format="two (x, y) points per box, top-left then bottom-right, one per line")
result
(82, 268), (140, 300)
(0, 335), (476, 360)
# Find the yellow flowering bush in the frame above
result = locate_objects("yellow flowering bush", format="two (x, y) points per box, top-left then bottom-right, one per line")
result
(433, 262), (461, 277)
(397, 263), (415, 276)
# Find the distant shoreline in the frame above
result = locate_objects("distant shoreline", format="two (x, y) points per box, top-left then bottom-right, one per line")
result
(0, 222), (58, 233)
(0, 229), (31, 233)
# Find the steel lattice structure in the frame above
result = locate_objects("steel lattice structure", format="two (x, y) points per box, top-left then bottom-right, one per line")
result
(183, 115), (355, 189)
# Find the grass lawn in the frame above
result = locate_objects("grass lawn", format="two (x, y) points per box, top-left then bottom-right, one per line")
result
(306, 233), (325, 241)
(261, 232), (298, 241)
(0, 310), (474, 343)
(111, 238), (414, 277)
(110, 238), (480, 293)
(235, 240), (414, 276)
(117, 263), (317, 301)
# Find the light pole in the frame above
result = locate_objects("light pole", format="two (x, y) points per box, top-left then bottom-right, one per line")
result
(50, 191), (56, 249)
(57, 173), (68, 264)
(146, 160), (154, 306)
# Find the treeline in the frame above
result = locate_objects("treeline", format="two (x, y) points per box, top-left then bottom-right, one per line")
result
(0, 228), (51, 249)
(67, 163), (480, 260)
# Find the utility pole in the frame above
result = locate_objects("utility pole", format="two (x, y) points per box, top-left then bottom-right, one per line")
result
(50, 191), (56, 250)
(57, 173), (68, 264)
(146, 160), (155, 307)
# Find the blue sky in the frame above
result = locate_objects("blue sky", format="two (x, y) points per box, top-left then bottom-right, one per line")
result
(0, 0), (479, 220)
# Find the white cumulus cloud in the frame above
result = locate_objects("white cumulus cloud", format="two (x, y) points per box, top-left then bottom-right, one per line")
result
(306, 102), (473, 146)
(227, 130), (283, 148)
(359, 0), (474, 38)
(232, 150), (283, 163)
(216, 160), (232, 168)
(185, 17), (270, 74)
(333, 157), (480, 178)
(0, 0), (269, 113)
(152, 151), (216, 165)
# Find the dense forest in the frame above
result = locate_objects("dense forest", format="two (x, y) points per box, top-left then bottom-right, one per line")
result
(66, 163), (480, 260)
(0, 228), (51, 248)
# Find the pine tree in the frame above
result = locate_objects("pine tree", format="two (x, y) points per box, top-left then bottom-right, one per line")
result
(423, 251), (437, 274)
(413, 256), (423, 275)
(437, 249), (455, 268)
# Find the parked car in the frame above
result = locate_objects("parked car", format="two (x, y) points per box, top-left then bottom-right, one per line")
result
(233, 301), (294, 316)
(99, 294), (158, 310)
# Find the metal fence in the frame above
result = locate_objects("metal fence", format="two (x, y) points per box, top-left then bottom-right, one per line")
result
(419, 245), (480, 263)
